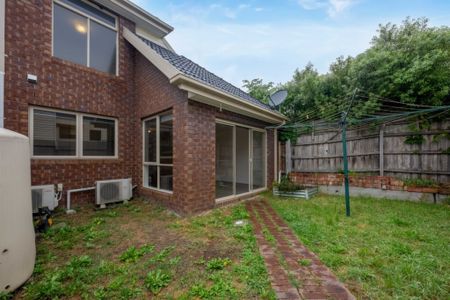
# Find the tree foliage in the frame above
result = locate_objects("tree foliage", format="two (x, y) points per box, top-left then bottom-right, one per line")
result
(243, 18), (450, 125)
(242, 78), (275, 104)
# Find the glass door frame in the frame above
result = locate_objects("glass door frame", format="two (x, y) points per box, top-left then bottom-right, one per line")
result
(215, 119), (267, 202)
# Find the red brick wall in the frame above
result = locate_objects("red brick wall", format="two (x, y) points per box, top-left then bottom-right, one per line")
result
(289, 172), (448, 194)
(4, 0), (278, 213)
(134, 52), (188, 213)
(134, 52), (276, 214)
(4, 0), (137, 203)
(175, 101), (276, 215)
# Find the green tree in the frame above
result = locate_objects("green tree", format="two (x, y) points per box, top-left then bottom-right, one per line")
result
(281, 63), (322, 121)
(244, 17), (450, 142)
(242, 78), (275, 104)
(351, 17), (450, 106)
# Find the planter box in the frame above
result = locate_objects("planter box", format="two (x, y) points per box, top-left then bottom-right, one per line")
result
(406, 186), (439, 193)
(273, 186), (319, 199)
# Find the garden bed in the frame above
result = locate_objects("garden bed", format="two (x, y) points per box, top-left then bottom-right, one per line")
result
(272, 186), (318, 199)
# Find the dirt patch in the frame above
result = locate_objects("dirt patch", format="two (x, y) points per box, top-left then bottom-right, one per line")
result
(11, 199), (274, 300)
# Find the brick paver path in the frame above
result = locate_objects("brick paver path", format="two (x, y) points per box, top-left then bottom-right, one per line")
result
(246, 198), (355, 300)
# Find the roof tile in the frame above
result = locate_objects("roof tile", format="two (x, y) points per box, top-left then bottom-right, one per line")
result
(140, 37), (276, 112)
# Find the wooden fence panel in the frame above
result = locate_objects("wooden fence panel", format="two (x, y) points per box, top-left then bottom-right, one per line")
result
(291, 120), (450, 182)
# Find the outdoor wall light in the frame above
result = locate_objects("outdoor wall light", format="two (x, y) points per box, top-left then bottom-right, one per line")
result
(27, 74), (37, 84)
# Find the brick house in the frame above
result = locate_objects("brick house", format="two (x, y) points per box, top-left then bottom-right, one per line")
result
(0, 0), (286, 215)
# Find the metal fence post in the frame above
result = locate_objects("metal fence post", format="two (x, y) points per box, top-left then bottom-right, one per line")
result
(342, 122), (351, 217)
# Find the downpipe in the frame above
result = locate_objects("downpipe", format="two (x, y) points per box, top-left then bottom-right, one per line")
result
(0, 71), (4, 128)
(266, 121), (286, 183)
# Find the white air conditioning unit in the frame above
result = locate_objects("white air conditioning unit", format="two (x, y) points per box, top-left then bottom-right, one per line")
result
(31, 185), (57, 213)
(96, 178), (132, 208)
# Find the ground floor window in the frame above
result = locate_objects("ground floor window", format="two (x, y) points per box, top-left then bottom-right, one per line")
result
(215, 121), (266, 199)
(143, 112), (173, 192)
(30, 107), (117, 158)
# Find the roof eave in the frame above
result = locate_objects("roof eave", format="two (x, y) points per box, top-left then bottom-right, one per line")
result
(123, 28), (179, 77)
(171, 74), (287, 124)
(96, 0), (173, 37)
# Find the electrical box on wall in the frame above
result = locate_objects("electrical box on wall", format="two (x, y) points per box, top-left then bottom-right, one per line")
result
(27, 74), (37, 84)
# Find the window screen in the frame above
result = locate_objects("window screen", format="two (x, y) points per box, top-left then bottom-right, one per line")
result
(33, 109), (77, 156)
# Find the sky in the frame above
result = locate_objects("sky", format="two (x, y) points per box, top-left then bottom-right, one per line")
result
(131, 0), (450, 88)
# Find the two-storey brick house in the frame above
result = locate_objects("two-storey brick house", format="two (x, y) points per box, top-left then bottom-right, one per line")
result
(0, 0), (286, 215)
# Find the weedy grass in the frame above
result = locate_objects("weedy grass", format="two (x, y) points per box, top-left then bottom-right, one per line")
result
(267, 192), (450, 299)
(12, 199), (274, 300)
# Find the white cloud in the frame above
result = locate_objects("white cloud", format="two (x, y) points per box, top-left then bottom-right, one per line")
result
(129, 0), (370, 87)
(193, 2), (252, 19)
(165, 20), (375, 86)
(328, 0), (356, 16)
(238, 4), (251, 10)
(298, 0), (327, 10)
(298, 0), (358, 17)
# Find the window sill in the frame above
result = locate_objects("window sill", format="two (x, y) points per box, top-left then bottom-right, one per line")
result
(142, 186), (173, 195)
(32, 156), (119, 160)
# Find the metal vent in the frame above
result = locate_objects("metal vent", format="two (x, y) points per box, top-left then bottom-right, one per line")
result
(99, 182), (120, 202)
(31, 189), (42, 214)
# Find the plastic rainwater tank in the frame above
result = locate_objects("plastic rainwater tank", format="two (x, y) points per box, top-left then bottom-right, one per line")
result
(0, 128), (36, 292)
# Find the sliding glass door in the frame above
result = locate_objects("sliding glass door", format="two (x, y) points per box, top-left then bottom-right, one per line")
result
(215, 122), (266, 199)
(252, 131), (265, 190)
(216, 123), (234, 198)
(236, 127), (250, 194)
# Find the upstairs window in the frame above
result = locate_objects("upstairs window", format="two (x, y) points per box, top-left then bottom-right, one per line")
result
(53, 0), (118, 75)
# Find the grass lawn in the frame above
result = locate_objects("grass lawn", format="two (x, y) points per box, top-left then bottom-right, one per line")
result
(6, 199), (274, 300)
(267, 192), (450, 299)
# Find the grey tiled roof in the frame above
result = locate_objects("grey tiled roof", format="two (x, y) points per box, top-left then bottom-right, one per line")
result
(140, 37), (275, 112)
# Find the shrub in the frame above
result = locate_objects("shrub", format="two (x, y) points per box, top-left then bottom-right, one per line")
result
(403, 178), (438, 188)
(274, 175), (303, 192)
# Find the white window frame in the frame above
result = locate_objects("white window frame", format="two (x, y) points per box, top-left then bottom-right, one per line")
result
(215, 119), (267, 202)
(142, 113), (173, 194)
(52, 0), (119, 76)
(29, 106), (118, 159)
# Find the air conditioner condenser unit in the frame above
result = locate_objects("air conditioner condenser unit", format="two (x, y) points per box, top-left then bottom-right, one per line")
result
(31, 185), (57, 213)
(96, 178), (132, 208)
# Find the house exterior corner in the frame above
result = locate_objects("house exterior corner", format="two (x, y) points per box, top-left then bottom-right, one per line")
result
(2, 0), (284, 215)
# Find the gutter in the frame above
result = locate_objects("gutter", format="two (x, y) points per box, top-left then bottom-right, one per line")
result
(171, 74), (288, 124)
(0, 0), (5, 128)
(114, 0), (173, 33)
(95, 0), (173, 38)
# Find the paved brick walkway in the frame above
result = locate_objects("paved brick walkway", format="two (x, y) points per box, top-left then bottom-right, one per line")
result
(246, 198), (355, 300)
